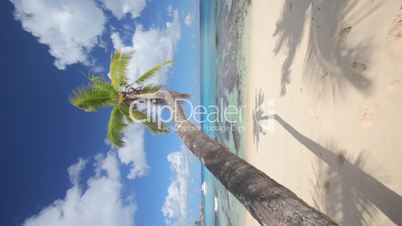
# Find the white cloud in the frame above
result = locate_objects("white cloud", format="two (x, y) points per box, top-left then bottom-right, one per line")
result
(92, 65), (105, 74)
(11, 0), (106, 70)
(166, 4), (173, 17)
(100, 0), (146, 19)
(111, 10), (181, 85)
(161, 145), (191, 226)
(111, 32), (126, 50)
(184, 13), (194, 27)
(118, 123), (149, 180)
(22, 153), (136, 226)
(67, 158), (87, 185)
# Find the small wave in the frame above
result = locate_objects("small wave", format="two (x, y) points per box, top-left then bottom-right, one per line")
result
(214, 197), (218, 212)
(202, 181), (207, 195)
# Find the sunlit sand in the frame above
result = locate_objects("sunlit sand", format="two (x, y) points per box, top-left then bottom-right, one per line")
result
(245, 0), (402, 225)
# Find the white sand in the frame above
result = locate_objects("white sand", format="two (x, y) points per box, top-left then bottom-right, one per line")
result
(245, 0), (402, 225)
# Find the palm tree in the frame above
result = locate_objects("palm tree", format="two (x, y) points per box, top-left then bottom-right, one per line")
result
(70, 51), (337, 225)
(70, 51), (179, 147)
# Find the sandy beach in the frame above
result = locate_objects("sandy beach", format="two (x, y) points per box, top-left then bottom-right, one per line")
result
(245, 0), (402, 225)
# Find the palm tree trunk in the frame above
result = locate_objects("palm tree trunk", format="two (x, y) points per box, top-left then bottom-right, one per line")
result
(132, 90), (337, 225)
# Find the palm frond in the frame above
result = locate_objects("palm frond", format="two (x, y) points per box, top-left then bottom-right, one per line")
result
(132, 110), (170, 133)
(107, 106), (127, 148)
(139, 84), (161, 94)
(110, 51), (133, 90)
(117, 103), (134, 122)
(88, 74), (106, 85)
(143, 120), (171, 133)
(121, 105), (170, 133)
(89, 75), (116, 92)
(69, 84), (115, 112)
(134, 60), (172, 84)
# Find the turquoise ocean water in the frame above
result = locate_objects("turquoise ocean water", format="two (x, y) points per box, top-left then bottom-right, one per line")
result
(200, 0), (218, 225)
(200, 0), (251, 225)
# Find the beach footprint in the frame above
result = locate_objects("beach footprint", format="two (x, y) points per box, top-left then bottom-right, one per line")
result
(361, 99), (379, 128)
(388, 14), (402, 57)
(350, 61), (370, 90)
(337, 25), (352, 48)
(336, 152), (347, 166)
(319, 72), (329, 87)
(352, 62), (367, 74)
(388, 79), (402, 95)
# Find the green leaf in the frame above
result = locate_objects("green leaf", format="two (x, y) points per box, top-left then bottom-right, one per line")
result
(69, 82), (115, 112)
(88, 74), (105, 84)
(143, 120), (171, 134)
(120, 104), (170, 133)
(107, 106), (127, 148)
(139, 84), (161, 94)
(110, 51), (133, 90)
(89, 75), (116, 92)
(117, 103), (134, 123)
(134, 60), (172, 84)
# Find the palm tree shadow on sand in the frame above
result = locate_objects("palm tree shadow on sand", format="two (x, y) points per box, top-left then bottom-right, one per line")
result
(311, 148), (377, 225)
(252, 89), (275, 151)
(273, 0), (311, 95)
(273, 0), (383, 98)
(252, 89), (266, 148)
(271, 114), (402, 225)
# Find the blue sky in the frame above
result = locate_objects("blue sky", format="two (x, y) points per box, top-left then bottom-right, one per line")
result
(0, 0), (201, 226)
